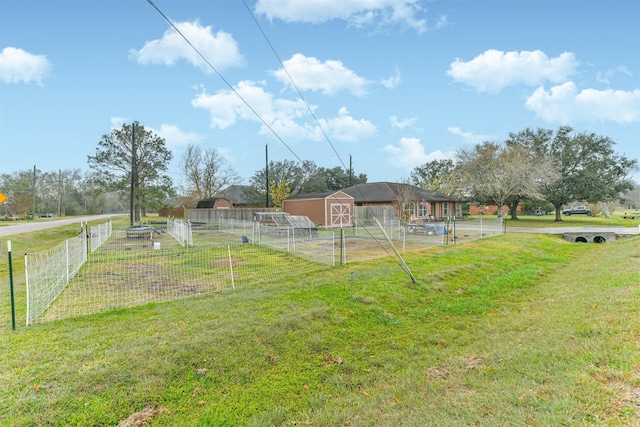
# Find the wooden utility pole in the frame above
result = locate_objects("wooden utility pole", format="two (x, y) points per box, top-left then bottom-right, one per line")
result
(130, 123), (135, 227)
(32, 165), (36, 218)
(349, 155), (353, 186)
(57, 169), (62, 217)
(265, 144), (269, 208)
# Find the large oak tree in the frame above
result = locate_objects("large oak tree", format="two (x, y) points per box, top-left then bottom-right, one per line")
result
(507, 127), (637, 221)
(410, 159), (456, 194)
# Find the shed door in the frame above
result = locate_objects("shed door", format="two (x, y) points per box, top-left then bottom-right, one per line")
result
(330, 203), (351, 227)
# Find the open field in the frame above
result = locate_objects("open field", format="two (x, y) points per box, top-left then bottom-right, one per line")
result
(0, 216), (639, 426)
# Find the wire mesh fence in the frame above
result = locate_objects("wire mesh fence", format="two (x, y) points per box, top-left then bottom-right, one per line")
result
(21, 216), (505, 324)
(35, 231), (325, 323)
(167, 218), (193, 246)
(25, 232), (88, 323)
(90, 219), (112, 253)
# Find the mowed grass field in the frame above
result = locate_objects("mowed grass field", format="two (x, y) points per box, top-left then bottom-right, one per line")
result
(0, 217), (639, 426)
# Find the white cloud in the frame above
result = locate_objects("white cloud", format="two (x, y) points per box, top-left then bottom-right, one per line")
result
(110, 117), (128, 129)
(151, 124), (203, 150)
(447, 49), (579, 94)
(447, 126), (493, 144)
(525, 82), (640, 124)
(433, 14), (448, 30)
(383, 137), (452, 168)
(109, 118), (202, 150)
(389, 115), (418, 130)
(596, 65), (633, 85)
(255, 0), (428, 32)
(0, 47), (51, 84)
(318, 108), (377, 142)
(129, 20), (244, 72)
(381, 66), (402, 89)
(272, 54), (369, 96)
(192, 81), (376, 143)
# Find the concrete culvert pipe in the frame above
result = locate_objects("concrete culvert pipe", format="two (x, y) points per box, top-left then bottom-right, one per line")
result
(575, 236), (588, 243)
(593, 236), (607, 243)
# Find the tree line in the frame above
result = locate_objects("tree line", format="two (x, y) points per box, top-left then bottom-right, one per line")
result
(0, 123), (637, 221)
(0, 122), (367, 219)
(410, 126), (638, 220)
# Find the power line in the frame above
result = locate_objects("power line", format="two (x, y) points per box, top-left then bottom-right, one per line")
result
(238, 3), (410, 272)
(241, 0), (348, 173)
(145, 0), (416, 283)
(145, 0), (304, 165)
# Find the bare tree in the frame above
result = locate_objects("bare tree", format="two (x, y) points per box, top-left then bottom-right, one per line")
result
(622, 184), (640, 210)
(453, 142), (558, 219)
(181, 144), (240, 206)
(394, 182), (418, 225)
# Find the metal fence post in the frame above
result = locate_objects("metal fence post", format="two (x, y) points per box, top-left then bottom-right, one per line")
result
(8, 241), (16, 330)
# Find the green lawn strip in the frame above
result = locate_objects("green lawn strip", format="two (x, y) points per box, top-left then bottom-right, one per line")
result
(498, 211), (640, 228)
(0, 233), (638, 426)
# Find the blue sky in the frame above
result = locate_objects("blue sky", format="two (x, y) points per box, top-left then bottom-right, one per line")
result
(1, 0), (639, 187)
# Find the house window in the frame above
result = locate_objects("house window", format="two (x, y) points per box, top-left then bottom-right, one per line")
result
(404, 202), (416, 220)
(455, 203), (462, 217)
(443, 202), (449, 216)
(418, 202), (429, 217)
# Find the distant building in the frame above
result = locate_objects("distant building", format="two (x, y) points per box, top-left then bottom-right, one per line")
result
(340, 182), (461, 221)
(195, 198), (233, 209)
(282, 191), (354, 228)
(468, 203), (520, 216)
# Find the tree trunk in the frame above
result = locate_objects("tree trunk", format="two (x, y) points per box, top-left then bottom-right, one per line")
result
(554, 203), (563, 221)
(507, 200), (520, 220)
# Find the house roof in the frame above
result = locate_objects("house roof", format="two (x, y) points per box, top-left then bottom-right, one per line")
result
(340, 182), (455, 203)
(216, 184), (251, 206)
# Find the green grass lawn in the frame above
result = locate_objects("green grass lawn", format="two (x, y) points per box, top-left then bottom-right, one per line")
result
(1, 218), (639, 426)
(481, 210), (640, 228)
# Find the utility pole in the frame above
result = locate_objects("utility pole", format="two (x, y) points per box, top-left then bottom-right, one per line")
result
(130, 123), (135, 227)
(57, 169), (62, 217)
(265, 144), (269, 208)
(349, 155), (353, 186)
(32, 165), (36, 219)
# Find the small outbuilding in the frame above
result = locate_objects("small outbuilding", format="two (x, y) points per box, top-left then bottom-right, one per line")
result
(195, 197), (233, 209)
(282, 191), (354, 228)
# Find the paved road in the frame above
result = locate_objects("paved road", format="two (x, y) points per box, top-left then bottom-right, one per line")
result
(0, 214), (126, 237)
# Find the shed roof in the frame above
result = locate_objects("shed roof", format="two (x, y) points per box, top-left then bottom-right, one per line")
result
(286, 191), (334, 201)
(286, 190), (354, 201)
(196, 198), (218, 209)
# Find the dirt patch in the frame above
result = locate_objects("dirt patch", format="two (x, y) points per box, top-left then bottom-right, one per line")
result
(117, 405), (164, 426)
(457, 356), (485, 371)
(213, 257), (245, 267)
(427, 366), (450, 379)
